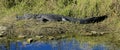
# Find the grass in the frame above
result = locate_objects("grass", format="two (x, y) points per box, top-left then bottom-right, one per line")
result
(0, 0), (120, 49)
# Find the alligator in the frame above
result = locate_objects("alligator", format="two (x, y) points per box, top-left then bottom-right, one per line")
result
(16, 14), (108, 24)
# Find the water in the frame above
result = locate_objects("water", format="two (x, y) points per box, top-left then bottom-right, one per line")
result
(0, 38), (110, 50)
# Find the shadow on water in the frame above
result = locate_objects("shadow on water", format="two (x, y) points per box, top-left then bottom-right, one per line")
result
(0, 38), (109, 50)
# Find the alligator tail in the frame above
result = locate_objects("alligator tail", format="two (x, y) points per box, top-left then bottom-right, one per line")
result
(80, 15), (108, 24)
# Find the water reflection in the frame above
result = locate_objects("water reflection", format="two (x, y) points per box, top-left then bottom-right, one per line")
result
(0, 38), (108, 50)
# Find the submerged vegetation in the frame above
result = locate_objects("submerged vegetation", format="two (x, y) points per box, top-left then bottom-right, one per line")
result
(0, 0), (120, 49)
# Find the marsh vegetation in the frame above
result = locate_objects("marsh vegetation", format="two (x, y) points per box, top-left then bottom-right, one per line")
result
(0, 0), (120, 50)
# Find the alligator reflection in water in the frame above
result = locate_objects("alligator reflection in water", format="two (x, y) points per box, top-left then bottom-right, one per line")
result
(0, 39), (108, 50)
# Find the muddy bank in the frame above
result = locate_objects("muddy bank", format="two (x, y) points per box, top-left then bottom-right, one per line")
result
(0, 20), (109, 40)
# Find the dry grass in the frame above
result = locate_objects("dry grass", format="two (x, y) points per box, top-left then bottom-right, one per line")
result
(0, 0), (120, 48)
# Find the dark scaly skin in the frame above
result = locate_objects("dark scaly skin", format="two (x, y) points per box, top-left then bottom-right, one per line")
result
(16, 14), (108, 24)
